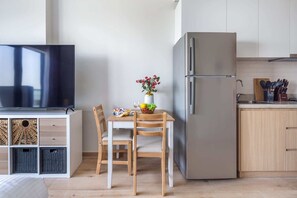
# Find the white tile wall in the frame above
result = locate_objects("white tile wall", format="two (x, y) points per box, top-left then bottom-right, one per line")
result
(236, 61), (297, 95)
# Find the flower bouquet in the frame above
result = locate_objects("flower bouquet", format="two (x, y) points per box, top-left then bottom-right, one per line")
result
(136, 75), (160, 96)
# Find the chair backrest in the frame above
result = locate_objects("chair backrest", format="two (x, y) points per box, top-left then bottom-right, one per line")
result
(133, 112), (167, 151)
(93, 104), (107, 143)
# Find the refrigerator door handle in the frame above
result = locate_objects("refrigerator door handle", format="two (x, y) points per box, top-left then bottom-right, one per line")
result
(189, 77), (195, 114)
(189, 38), (195, 75)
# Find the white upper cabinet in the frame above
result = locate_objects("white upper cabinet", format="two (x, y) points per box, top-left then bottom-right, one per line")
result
(181, 0), (227, 35)
(176, 0), (293, 57)
(290, 0), (297, 54)
(227, 0), (259, 57)
(259, 0), (290, 57)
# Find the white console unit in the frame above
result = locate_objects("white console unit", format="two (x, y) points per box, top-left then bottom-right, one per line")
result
(0, 110), (82, 178)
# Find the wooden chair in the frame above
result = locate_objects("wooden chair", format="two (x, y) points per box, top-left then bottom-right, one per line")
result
(133, 112), (167, 196)
(93, 104), (132, 175)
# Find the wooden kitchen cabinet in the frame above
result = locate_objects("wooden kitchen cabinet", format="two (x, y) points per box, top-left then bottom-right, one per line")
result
(227, 0), (259, 57)
(259, 0), (290, 57)
(285, 110), (297, 170)
(239, 109), (286, 172)
(239, 108), (297, 177)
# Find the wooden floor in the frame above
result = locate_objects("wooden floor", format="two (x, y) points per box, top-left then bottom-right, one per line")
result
(45, 156), (297, 197)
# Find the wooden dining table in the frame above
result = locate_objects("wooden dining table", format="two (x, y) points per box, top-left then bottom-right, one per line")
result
(107, 110), (175, 189)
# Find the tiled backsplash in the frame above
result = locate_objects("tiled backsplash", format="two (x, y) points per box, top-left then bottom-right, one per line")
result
(236, 61), (297, 97)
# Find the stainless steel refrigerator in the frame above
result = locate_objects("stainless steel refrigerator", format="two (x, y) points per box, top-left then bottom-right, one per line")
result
(173, 32), (237, 179)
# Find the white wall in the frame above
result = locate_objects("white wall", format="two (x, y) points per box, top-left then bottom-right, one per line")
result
(237, 61), (297, 95)
(174, 0), (182, 43)
(0, 0), (175, 152)
(0, 0), (46, 44)
(48, 0), (175, 152)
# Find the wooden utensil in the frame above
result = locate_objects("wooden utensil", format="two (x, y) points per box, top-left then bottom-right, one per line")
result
(253, 78), (270, 101)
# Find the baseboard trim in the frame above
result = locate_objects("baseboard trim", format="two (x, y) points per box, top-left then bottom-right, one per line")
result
(83, 152), (98, 157)
(239, 171), (297, 178)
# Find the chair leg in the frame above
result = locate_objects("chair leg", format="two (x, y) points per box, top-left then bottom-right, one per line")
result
(161, 154), (166, 196)
(96, 143), (103, 174)
(128, 142), (132, 175)
(133, 149), (137, 195)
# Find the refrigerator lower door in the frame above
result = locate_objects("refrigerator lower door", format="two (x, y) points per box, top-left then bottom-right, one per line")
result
(186, 76), (237, 179)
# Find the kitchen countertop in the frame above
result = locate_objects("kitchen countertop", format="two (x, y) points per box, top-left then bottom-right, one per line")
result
(237, 101), (297, 108)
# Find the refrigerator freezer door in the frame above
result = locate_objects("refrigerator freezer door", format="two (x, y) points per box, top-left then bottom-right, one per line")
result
(186, 33), (236, 76)
(186, 76), (237, 179)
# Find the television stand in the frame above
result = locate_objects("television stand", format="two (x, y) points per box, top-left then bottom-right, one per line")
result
(0, 110), (82, 178)
(65, 106), (75, 114)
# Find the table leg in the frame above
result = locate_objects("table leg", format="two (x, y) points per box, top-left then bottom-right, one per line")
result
(116, 145), (120, 159)
(168, 121), (174, 187)
(107, 121), (113, 189)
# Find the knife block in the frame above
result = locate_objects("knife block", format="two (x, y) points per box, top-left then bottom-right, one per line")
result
(278, 93), (288, 101)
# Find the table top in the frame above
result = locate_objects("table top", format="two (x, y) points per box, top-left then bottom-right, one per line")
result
(108, 110), (175, 122)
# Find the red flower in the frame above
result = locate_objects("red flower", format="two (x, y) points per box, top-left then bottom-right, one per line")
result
(136, 75), (161, 95)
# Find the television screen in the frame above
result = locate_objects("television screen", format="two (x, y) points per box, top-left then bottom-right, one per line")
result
(0, 45), (75, 108)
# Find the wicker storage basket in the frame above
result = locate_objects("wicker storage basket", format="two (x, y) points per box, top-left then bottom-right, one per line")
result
(12, 148), (37, 173)
(0, 119), (8, 145)
(40, 147), (67, 174)
(12, 119), (37, 145)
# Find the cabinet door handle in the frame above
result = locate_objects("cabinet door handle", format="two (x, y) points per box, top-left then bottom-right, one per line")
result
(286, 127), (297, 130)
(286, 148), (297, 151)
(52, 137), (56, 140)
(52, 124), (56, 127)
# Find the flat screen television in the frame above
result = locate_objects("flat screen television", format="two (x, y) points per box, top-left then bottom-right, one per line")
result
(0, 45), (75, 109)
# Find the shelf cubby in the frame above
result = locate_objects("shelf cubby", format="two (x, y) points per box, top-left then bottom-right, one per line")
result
(12, 119), (37, 145)
(0, 119), (8, 145)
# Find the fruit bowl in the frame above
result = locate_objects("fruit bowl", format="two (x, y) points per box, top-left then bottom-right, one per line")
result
(139, 103), (156, 114)
(140, 108), (155, 114)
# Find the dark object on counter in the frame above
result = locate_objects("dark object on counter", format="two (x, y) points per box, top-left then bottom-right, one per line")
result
(278, 93), (288, 101)
(264, 90), (274, 102)
(274, 79), (289, 101)
(289, 98), (297, 101)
